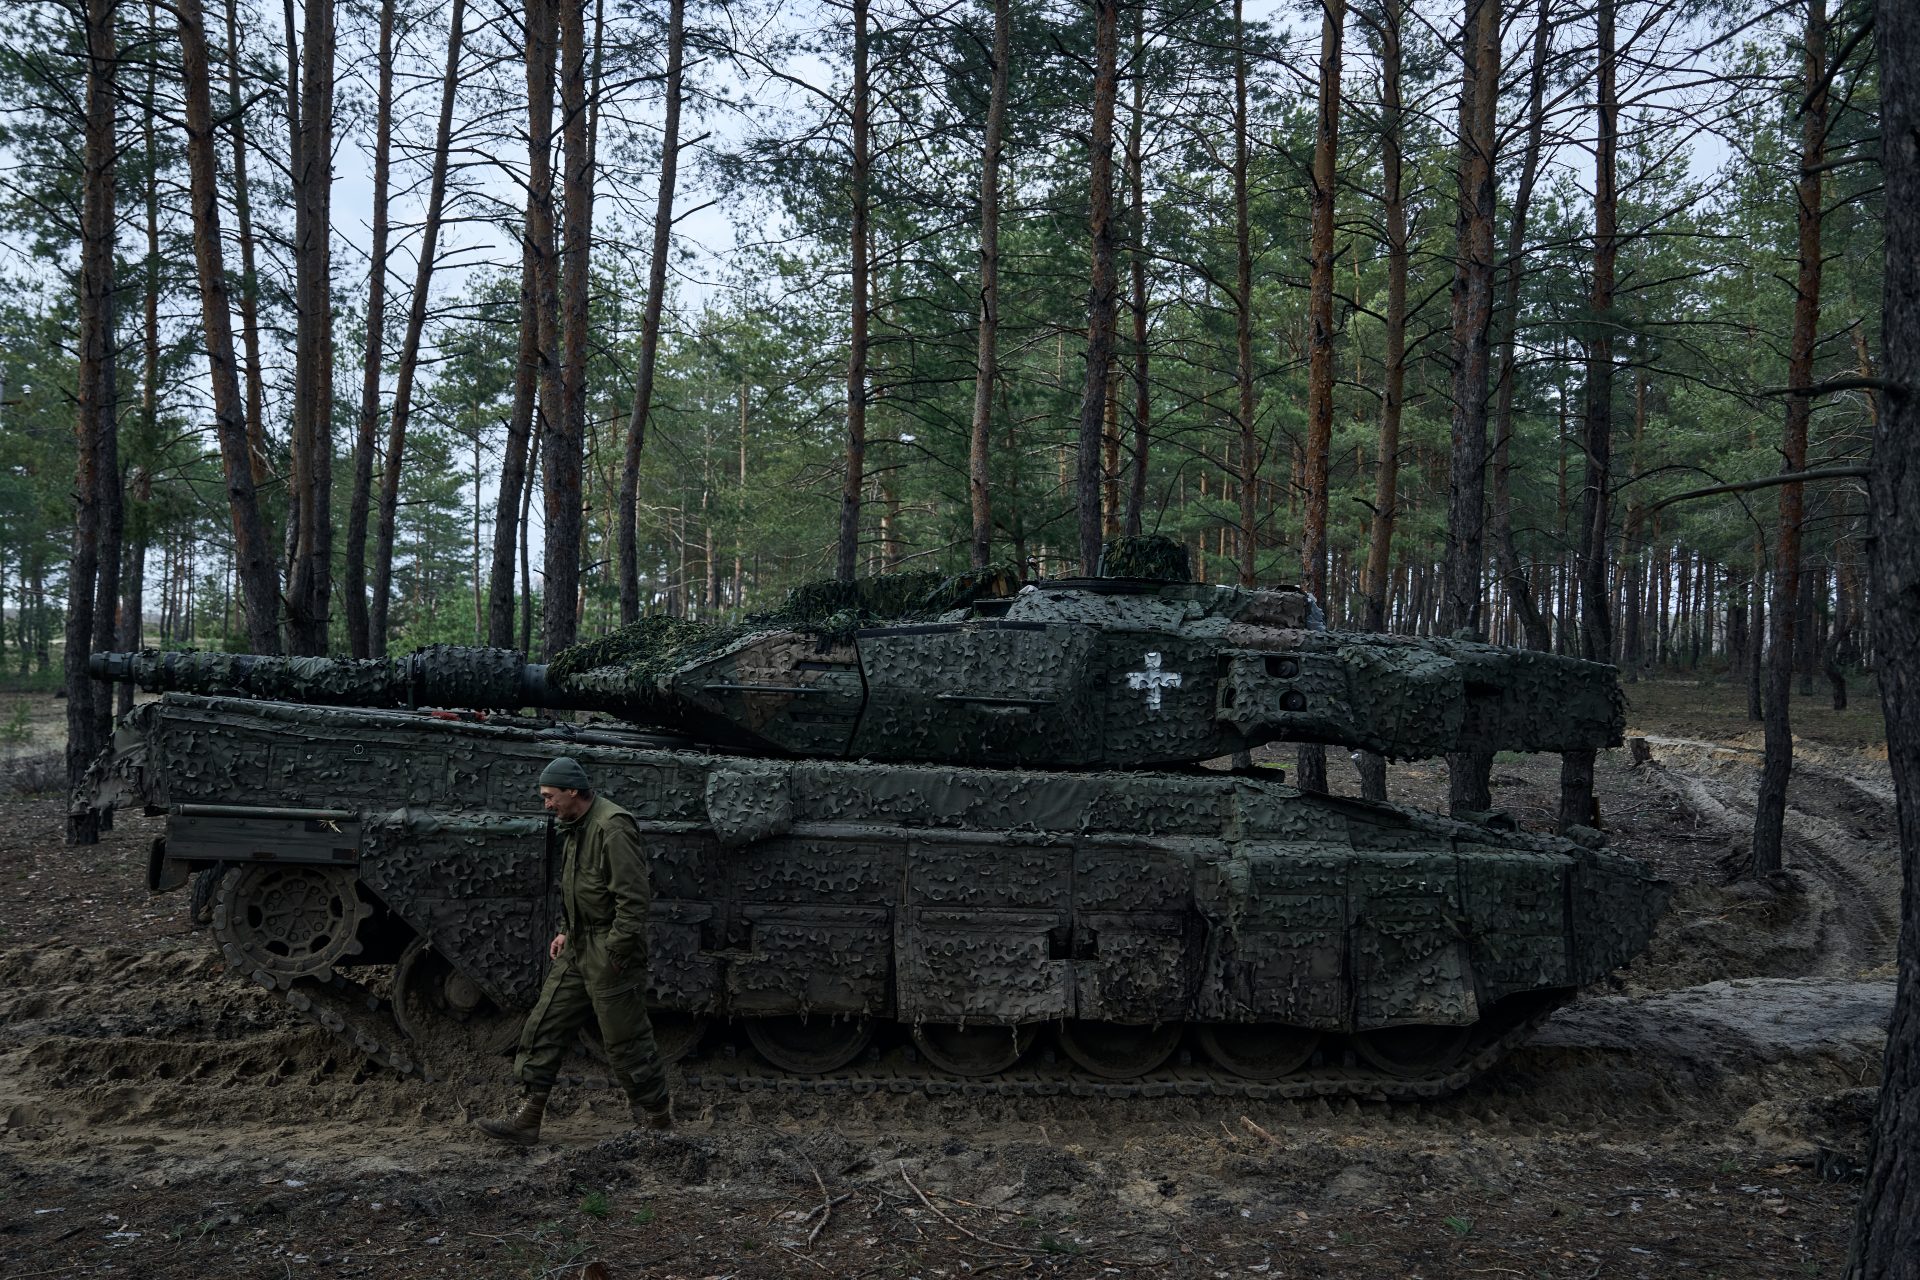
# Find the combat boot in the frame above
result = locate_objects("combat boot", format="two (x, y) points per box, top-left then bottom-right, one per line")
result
(631, 1098), (673, 1132)
(474, 1092), (548, 1146)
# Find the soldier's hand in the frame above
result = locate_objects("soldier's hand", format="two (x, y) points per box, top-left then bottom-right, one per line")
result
(549, 932), (566, 961)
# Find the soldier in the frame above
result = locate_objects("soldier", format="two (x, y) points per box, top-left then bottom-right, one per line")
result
(474, 756), (673, 1145)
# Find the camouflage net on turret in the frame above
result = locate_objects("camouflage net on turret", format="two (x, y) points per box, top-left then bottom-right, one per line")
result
(548, 563), (1025, 681)
(1096, 535), (1192, 582)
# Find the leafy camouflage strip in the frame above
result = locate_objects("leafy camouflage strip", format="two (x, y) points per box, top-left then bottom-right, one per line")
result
(547, 563), (1026, 681)
(1096, 534), (1194, 582)
(231, 951), (1565, 1105)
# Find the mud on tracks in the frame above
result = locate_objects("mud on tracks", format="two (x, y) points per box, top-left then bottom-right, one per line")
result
(0, 937), (1891, 1177)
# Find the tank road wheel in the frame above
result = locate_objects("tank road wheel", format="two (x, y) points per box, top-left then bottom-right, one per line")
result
(1352, 1023), (1473, 1079)
(392, 938), (521, 1061)
(1196, 1024), (1321, 1081)
(1057, 1021), (1183, 1081)
(213, 864), (368, 983)
(745, 1015), (875, 1075)
(911, 1022), (1040, 1077)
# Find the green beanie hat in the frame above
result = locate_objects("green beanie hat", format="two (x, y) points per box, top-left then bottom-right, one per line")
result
(539, 756), (592, 790)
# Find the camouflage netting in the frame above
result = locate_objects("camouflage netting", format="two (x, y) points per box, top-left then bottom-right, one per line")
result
(1096, 535), (1192, 582)
(547, 564), (1026, 681)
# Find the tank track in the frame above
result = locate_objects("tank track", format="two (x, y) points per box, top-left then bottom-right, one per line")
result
(227, 946), (1567, 1104)
(675, 1001), (1564, 1103)
(221, 945), (433, 1082)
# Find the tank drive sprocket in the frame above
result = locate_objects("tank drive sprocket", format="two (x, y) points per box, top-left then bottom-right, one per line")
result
(212, 863), (369, 985)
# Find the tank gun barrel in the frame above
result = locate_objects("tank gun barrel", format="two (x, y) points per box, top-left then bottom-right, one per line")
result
(87, 646), (586, 713)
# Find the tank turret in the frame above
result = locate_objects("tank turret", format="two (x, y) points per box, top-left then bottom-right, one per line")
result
(91, 542), (1622, 769)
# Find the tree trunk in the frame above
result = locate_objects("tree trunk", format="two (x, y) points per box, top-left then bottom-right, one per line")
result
(285, 0), (335, 655)
(1440, 0), (1497, 639)
(520, 430), (541, 654)
(1848, 0), (1920, 1264)
(523, 0), (564, 653)
(223, 0), (268, 484)
(1294, 0), (1343, 794)
(1235, 0), (1264, 591)
(1361, 0), (1406, 644)
(1578, 0), (1618, 667)
(488, 253), (542, 643)
(1749, 0), (1825, 879)
(1123, 7), (1150, 539)
(121, 0), (163, 716)
(1564, 0), (1617, 833)
(966, 0), (1010, 568)
(66, 0), (117, 846)
(1489, 0), (1554, 652)
(1748, 547), (1766, 719)
(179, 0), (281, 656)
(1443, 0), (1499, 816)
(344, 0), (395, 659)
(1075, 0), (1120, 573)
(1620, 370), (1648, 680)
(1298, 0), (1342, 604)
(837, 0), (871, 582)
(1826, 557), (1851, 711)
(618, 0), (686, 616)
(370, 0), (467, 655)
(1796, 564), (1819, 696)
(736, 375), (748, 603)
(542, 0), (592, 658)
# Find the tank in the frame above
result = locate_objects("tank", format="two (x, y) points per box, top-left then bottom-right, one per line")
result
(86, 538), (1666, 1099)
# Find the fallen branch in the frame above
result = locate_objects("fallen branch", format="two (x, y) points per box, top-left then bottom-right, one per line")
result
(806, 1156), (839, 1247)
(801, 1192), (854, 1223)
(927, 1189), (1027, 1217)
(898, 1161), (1048, 1256)
(779, 1242), (832, 1272)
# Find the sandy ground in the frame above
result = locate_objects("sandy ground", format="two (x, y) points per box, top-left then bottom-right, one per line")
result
(0, 679), (1899, 1279)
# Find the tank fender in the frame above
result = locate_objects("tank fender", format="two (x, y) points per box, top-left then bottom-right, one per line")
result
(147, 837), (189, 893)
(163, 804), (361, 868)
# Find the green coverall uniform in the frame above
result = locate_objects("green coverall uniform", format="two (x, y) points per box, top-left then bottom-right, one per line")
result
(512, 793), (671, 1112)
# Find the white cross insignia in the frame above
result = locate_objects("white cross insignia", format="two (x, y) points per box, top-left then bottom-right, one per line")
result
(1126, 651), (1183, 711)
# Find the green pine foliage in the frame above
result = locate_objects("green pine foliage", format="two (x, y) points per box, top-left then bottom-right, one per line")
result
(0, 0), (1885, 676)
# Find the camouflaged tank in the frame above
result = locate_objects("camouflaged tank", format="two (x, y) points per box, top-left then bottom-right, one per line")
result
(86, 537), (1666, 1098)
